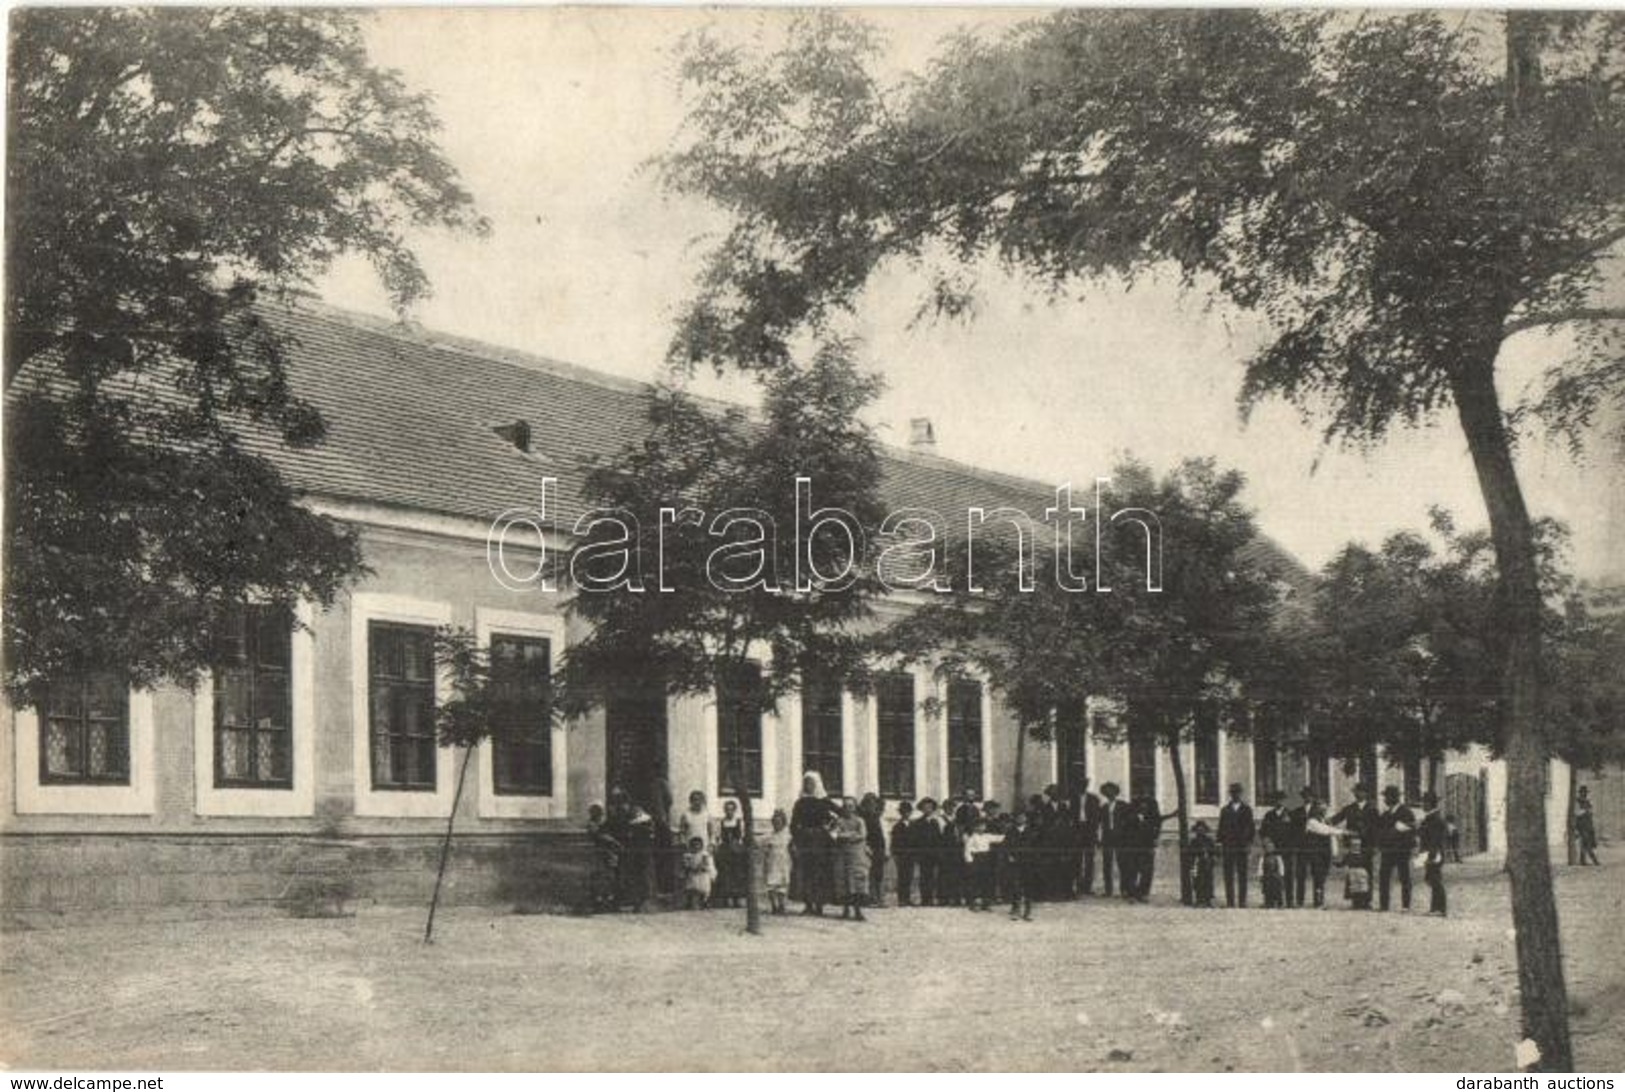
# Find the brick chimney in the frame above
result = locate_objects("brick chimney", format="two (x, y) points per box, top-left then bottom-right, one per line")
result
(908, 417), (937, 454)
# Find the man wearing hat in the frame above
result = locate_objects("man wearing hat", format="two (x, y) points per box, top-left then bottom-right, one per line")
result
(1097, 782), (1130, 897)
(1295, 790), (1337, 908)
(1331, 783), (1379, 906)
(1417, 790), (1449, 916)
(914, 797), (942, 906)
(1258, 789), (1296, 906)
(1216, 782), (1255, 907)
(1375, 785), (1418, 911)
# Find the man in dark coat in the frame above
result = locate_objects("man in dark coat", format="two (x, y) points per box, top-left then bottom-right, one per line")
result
(1375, 784), (1418, 911)
(1291, 786), (1334, 908)
(1418, 790), (1450, 916)
(1217, 782), (1255, 908)
(891, 799), (918, 906)
(1097, 782), (1131, 897)
(1078, 779), (1104, 896)
(1331, 783), (1379, 905)
(914, 797), (942, 906)
(1258, 791), (1295, 907)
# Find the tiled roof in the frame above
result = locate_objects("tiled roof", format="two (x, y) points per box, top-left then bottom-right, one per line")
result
(129, 300), (1318, 588)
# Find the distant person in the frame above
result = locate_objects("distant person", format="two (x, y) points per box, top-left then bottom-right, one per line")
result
(1332, 784), (1379, 896)
(607, 786), (656, 912)
(1097, 782), (1130, 897)
(682, 836), (716, 910)
(1297, 793), (1338, 908)
(586, 802), (622, 914)
(891, 800), (918, 906)
(861, 793), (889, 906)
(1375, 785), (1417, 912)
(1444, 813), (1464, 863)
(914, 798), (944, 906)
(715, 798), (748, 909)
(1418, 791), (1450, 917)
(791, 771), (838, 916)
(1004, 810), (1041, 921)
(1188, 820), (1217, 908)
(1576, 787), (1601, 866)
(963, 816), (1002, 912)
(763, 809), (793, 916)
(679, 790), (718, 856)
(1217, 782), (1255, 908)
(1258, 791), (1295, 907)
(1260, 837), (1287, 909)
(1130, 796), (1178, 901)
(832, 796), (872, 921)
(1342, 834), (1373, 910)
(1077, 778), (1104, 896)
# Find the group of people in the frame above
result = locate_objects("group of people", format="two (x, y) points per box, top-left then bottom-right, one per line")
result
(1199, 781), (1453, 916)
(586, 770), (1459, 920)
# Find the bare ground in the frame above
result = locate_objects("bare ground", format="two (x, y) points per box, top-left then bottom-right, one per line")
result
(2, 859), (1621, 1072)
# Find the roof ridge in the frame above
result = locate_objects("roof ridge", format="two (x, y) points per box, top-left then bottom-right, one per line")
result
(279, 298), (1065, 499)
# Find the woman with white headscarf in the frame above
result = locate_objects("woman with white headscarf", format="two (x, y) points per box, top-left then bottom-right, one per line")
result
(790, 770), (838, 915)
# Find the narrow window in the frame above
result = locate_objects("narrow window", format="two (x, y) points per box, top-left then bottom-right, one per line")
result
(875, 673), (916, 798)
(1193, 706), (1220, 806)
(946, 679), (984, 798)
(490, 634), (552, 795)
(801, 670), (844, 796)
(369, 622), (437, 790)
(717, 661), (764, 798)
(214, 606), (293, 789)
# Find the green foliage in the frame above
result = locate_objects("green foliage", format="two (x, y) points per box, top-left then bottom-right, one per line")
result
(4, 9), (484, 703)
(432, 626), (498, 751)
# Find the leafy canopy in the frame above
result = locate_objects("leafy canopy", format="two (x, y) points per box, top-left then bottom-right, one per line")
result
(4, 9), (484, 703)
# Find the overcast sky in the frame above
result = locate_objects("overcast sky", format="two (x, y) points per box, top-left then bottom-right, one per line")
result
(318, 7), (1624, 583)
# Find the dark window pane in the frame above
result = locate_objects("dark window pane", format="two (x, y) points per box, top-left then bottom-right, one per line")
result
(369, 621), (437, 790)
(491, 634), (552, 795)
(1129, 730), (1158, 802)
(801, 671), (844, 796)
(213, 606), (294, 788)
(876, 673), (915, 798)
(1056, 701), (1089, 800)
(717, 662), (763, 797)
(947, 679), (984, 799)
(1194, 706), (1221, 806)
(1255, 737), (1280, 800)
(39, 674), (130, 785)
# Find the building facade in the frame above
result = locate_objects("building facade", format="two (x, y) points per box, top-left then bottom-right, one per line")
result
(0, 305), (1575, 914)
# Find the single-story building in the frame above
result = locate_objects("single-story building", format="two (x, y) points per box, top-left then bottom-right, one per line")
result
(0, 303), (1579, 913)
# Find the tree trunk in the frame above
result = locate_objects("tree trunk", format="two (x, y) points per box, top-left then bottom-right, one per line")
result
(1451, 357), (1573, 1071)
(425, 743), (476, 944)
(1168, 737), (1193, 906)
(1014, 722), (1028, 805)
(738, 789), (763, 935)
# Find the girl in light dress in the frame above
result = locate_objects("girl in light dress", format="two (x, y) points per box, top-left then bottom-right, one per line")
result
(763, 808), (793, 915)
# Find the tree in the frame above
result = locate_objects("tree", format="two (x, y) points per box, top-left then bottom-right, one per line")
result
(662, 12), (1625, 1066)
(881, 457), (1288, 904)
(5, 9), (485, 704)
(555, 343), (888, 934)
(422, 628), (495, 945)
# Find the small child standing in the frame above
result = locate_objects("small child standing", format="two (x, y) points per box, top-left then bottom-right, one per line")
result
(1343, 835), (1372, 910)
(682, 835), (716, 910)
(1260, 837), (1286, 909)
(763, 809), (793, 915)
(1003, 810), (1040, 921)
(1188, 820), (1217, 908)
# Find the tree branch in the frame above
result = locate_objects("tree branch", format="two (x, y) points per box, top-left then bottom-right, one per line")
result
(1502, 307), (1625, 338)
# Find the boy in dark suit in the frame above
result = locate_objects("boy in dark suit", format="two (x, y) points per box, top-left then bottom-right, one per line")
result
(891, 799), (917, 906)
(1217, 782), (1255, 907)
(1189, 820), (1217, 908)
(914, 797), (942, 906)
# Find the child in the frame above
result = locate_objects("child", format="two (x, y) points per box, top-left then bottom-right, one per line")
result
(1188, 820), (1217, 908)
(1003, 810), (1040, 921)
(963, 818), (1002, 912)
(715, 798), (747, 909)
(763, 808), (793, 915)
(1260, 837), (1286, 909)
(891, 800), (917, 907)
(682, 835), (716, 910)
(587, 802), (623, 914)
(1343, 835), (1373, 910)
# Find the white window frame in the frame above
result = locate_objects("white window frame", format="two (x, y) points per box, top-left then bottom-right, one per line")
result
(352, 592), (456, 818)
(15, 689), (155, 816)
(194, 602), (317, 817)
(474, 607), (567, 820)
